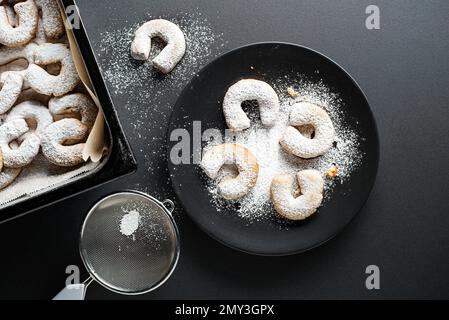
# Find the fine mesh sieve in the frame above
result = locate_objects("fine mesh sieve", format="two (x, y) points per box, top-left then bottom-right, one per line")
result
(54, 191), (180, 299)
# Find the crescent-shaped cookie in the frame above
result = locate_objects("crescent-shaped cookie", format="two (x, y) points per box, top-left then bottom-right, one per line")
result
(201, 143), (259, 200)
(223, 79), (280, 131)
(270, 169), (324, 221)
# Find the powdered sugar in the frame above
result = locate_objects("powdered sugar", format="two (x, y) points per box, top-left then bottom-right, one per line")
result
(0, 119), (40, 168)
(0, 153), (100, 202)
(40, 118), (87, 167)
(280, 102), (335, 159)
(131, 19), (186, 74)
(270, 169), (324, 221)
(201, 143), (259, 200)
(0, 0), (38, 47)
(6, 100), (53, 141)
(117, 200), (171, 250)
(98, 12), (224, 177)
(26, 43), (80, 96)
(0, 166), (21, 190)
(0, 72), (23, 114)
(223, 79), (280, 131)
(99, 12), (224, 105)
(0, 1), (100, 203)
(34, 0), (65, 41)
(48, 93), (98, 129)
(0, 42), (36, 66)
(120, 209), (140, 238)
(204, 74), (363, 222)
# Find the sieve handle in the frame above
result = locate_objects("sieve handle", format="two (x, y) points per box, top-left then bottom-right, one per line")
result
(162, 199), (175, 214)
(53, 277), (92, 300)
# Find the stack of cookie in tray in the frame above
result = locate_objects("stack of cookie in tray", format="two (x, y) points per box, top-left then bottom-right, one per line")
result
(0, 0), (98, 191)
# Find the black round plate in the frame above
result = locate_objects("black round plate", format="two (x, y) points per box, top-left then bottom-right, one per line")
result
(167, 42), (379, 256)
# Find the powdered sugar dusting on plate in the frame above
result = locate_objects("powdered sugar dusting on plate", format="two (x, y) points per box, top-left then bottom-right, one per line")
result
(203, 73), (364, 223)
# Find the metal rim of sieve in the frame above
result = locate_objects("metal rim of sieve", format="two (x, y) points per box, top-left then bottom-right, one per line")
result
(79, 190), (180, 296)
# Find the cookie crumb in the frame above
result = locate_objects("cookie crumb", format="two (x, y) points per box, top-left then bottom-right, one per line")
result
(287, 86), (299, 97)
(326, 166), (338, 179)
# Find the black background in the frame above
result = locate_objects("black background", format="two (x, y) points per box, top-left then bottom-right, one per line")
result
(1, 0), (448, 299)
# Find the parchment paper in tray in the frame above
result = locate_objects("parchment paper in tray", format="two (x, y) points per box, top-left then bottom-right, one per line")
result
(62, 6), (109, 162)
(0, 8), (110, 207)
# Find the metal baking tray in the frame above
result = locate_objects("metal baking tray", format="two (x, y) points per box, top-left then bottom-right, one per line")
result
(0, 0), (137, 223)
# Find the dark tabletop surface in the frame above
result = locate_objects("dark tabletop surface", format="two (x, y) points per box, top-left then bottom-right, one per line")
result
(1, 0), (448, 300)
